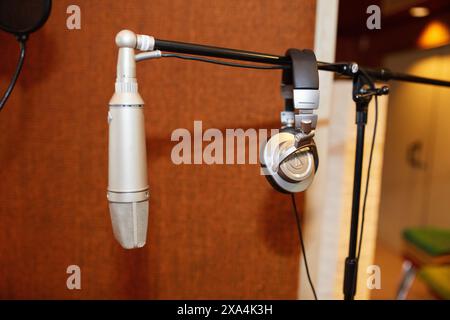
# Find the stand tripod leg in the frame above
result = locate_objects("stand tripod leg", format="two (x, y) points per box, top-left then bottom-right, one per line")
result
(396, 260), (416, 300)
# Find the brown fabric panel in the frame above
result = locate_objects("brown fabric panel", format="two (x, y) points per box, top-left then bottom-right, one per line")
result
(0, 0), (315, 299)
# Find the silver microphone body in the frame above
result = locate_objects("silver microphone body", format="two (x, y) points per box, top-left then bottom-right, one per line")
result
(108, 37), (149, 249)
(107, 105), (149, 249)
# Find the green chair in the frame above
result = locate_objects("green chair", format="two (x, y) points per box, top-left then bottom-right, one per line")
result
(419, 266), (450, 300)
(396, 228), (450, 300)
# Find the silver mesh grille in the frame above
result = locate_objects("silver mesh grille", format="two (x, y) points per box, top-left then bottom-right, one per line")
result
(109, 200), (148, 249)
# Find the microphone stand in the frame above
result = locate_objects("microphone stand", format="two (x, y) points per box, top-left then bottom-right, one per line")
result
(323, 63), (391, 300)
(135, 35), (450, 300)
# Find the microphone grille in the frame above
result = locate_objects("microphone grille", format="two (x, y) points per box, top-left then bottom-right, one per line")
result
(109, 200), (148, 249)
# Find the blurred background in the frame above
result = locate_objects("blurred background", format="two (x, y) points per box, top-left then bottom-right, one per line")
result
(0, 0), (449, 300)
(336, 0), (450, 299)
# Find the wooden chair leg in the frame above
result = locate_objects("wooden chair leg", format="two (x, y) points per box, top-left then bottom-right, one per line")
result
(396, 260), (416, 300)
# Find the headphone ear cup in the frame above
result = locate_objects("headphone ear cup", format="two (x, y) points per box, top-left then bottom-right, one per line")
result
(261, 127), (296, 194)
(262, 168), (292, 194)
(261, 131), (316, 193)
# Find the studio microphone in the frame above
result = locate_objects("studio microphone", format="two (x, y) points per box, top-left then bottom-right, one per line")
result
(107, 30), (154, 249)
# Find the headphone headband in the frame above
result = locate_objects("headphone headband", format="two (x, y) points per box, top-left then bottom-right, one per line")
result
(280, 49), (319, 129)
(281, 49), (319, 113)
(282, 49), (319, 89)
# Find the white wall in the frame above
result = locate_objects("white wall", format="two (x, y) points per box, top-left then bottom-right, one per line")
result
(378, 46), (450, 252)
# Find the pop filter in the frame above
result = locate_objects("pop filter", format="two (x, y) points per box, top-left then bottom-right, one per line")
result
(0, 0), (52, 36)
(0, 0), (52, 112)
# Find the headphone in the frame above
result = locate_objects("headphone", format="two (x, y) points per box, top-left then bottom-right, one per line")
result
(261, 49), (320, 193)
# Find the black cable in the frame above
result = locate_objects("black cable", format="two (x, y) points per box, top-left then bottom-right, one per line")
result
(356, 95), (379, 260)
(291, 193), (318, 300)
(161, 53), (289, 70)
(0, 38), (27, 112)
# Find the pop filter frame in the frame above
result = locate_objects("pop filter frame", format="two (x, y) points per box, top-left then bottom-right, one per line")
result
(0, 0), (52, 36)
(0, 0), (52, 112)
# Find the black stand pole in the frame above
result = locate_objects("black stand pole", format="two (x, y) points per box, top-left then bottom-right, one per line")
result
(153, 38), (450, 87)
(343, 100), (368, 300)
(343, 71), (386, 300)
